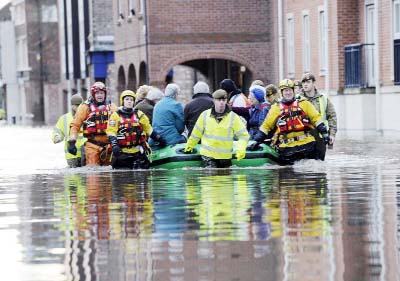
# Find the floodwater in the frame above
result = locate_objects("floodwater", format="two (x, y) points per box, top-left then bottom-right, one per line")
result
(0, 126), (399, 281)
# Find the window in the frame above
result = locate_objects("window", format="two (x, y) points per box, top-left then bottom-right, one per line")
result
(13, 3), (26, 26)
(139, 0), (145, 15)
(128, 0), (135, 16)
(286, 14), (295, 77)
(394, 0), (400, 39)
(117, 0), (124, 20)
(319, 8), (326, 74)
(302, 11), (310, 72)
(16, 36), (28, 71)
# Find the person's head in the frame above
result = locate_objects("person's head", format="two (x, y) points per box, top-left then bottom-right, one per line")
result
(250, 79), (265, 88)
(248, 85), (266, 106)
(301, 73), (316, 94)
(147, 87), (164, 104)
(164, 83), (180, 99)
(278, 79), (295, 103)
(136, 85), (152, 102)
(90, 81), (107, 104)
(265, 84), (279, 103)
(119, 90), (136, 109)
(70, 94), (83, 115)
(193, 81), (210, 96)
(293, 80), (302, 95)
(212, 89), (228, 113)
(220, 79), (238, 95)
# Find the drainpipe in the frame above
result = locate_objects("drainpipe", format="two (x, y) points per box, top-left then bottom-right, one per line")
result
(278, 0), (284, 81)
(374, 0), (381, 134)
(144, 0), (150, 84)
(324, 0), (330, 96)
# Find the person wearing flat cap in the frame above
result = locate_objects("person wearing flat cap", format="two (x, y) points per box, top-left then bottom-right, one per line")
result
(184, 89), (250, 168)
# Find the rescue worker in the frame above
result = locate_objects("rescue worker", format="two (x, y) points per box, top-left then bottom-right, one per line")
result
(294, 80), (302, 97)
(265, 84), (280, 105)
(220, 78), (251, 108)
(250, 79), (329, 165)
(106, 90), (166, 169)
(301, 73), (337, 160)
(52, 94), (86, 168)
(151, 83), (186, 148)
(68, 81), (117, 166)
(184, 81), (214, 137)
(184, 89), (250, 168)
(134, 87), (163, 124)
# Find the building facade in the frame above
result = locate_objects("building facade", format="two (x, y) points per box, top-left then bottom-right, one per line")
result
(112, 0), (278, 103)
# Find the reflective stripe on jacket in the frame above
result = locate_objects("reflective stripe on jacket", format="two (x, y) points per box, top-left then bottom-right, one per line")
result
(187, 109), (249, 159)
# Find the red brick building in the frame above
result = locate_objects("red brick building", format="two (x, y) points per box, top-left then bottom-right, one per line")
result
(112, 0), (278, 101)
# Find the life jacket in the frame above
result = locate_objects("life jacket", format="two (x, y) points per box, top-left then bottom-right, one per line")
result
(229, 93), (251, 107)
(276, 101), (311, 134)
(83, 103), (112, 136)
(116, 111), (147, 147)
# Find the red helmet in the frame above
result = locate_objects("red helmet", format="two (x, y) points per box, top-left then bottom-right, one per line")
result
(90, 82), (107, 99)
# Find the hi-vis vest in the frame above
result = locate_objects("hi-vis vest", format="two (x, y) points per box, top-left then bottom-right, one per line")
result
(83, 103), (112, 136)
(317, 94), (329, 130)
(276, 101), (312, 134)
(190, 109), (249, 159)
(116, 111), (147, 147)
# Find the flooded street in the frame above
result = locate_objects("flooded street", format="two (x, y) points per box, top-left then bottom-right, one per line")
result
(0, 126), (399, 281)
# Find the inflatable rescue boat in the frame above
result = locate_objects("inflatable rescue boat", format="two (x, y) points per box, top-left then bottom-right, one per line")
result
(150, 141), (280, 169)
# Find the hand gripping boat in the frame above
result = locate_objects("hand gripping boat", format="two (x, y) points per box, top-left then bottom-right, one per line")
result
(149, 141), (280, 169)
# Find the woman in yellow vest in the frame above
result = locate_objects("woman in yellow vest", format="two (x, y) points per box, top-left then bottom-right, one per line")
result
(106, 90), (166, 169)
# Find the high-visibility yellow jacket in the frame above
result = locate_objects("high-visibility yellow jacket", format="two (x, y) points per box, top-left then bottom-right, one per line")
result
(259, 98), (324, 148)
(52, 112), (86, 160)
(106, 109), (153, 154)
(186, 108), (249, 159)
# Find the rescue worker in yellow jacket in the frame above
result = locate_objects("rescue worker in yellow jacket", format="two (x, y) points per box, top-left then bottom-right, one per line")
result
(68, 82), (118, 166)
(250, 79), (329, 165)
(52, 94), (86, 168)
(106, 90), (166, 169)
(184, 89), (250, 168)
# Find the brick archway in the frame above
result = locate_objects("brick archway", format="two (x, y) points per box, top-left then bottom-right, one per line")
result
(155, 51), (258, 83)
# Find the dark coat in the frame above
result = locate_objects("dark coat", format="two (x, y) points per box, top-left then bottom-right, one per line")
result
(134, 99), (155, 124)
(184, 93), (214, 136)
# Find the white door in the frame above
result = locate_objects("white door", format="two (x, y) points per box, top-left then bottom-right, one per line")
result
(365, 4), (375, 87)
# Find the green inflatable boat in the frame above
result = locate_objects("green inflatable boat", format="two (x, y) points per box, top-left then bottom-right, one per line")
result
(149, 141), (280, 169)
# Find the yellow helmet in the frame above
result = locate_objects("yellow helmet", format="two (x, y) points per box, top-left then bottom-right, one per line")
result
(278, 79), (295, 90)
(120, 90), (136, 106)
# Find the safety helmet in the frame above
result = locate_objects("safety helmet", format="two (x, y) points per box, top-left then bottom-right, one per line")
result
(279, 79), (295, 91)
(119, 90), (136, 106)
(90, 81), (107, 99)
(70, 94), (83, 105)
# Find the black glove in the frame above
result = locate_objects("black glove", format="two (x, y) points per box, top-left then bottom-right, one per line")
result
(253, 130), (268, 142)
(151, 131), (167, 147)
(112, 145), (122, 157)
(68, 140), (77, 155)
(247, 142), (261, 151)
(316, 123), (329, 144)
(109, 135), (119, 147)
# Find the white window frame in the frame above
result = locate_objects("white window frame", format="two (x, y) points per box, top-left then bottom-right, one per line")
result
(16, 35), (29, 71)
(13, 2), (26, 26)
(318, 7), (326, 75)
(302, 10), (310, 73)
(394, 0), (400, 39)
(128, 0), (135, 18)
(117, 0), (124, 20)
(286, 13), (295, 78)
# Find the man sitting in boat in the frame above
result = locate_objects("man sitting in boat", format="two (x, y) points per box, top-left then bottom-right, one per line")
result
(249, 79), (329, 165)
(184, 89), (250, 168)
(150, 83), (186, 148)
(106, 90), (166, 169)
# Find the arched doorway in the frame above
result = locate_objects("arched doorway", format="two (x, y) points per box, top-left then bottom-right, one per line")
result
(139, 62), (147, 86)
(117, 66), (126, 94)
(127, 64), (137, 91)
